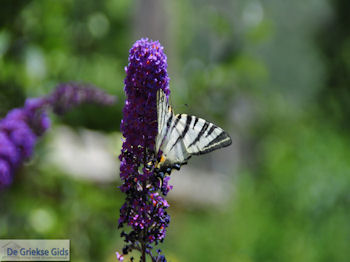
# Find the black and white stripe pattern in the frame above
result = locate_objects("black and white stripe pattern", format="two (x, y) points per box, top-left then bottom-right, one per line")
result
(155, 89), (232, 168)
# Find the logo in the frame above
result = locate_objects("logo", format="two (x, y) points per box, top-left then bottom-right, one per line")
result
(0, 240), (70, 261)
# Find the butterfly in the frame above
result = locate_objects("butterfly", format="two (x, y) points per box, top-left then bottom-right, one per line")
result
(154, 89), (232, 173)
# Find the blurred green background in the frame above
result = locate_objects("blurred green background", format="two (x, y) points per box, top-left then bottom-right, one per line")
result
(1, 0), (350, 261)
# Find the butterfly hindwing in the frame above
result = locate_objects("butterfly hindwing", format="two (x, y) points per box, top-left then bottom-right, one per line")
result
(158, 113), (191, 165)
(155, 89), (232, 169)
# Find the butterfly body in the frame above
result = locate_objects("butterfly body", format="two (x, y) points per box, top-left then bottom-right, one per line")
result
(155, 90), (232, 172)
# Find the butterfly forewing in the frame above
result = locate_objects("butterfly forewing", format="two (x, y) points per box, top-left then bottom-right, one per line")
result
(174, 114), (231, 155)
(156, 89), (172, 153)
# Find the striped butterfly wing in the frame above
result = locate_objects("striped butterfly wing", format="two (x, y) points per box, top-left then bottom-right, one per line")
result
(156, 90), (190, 165)
(155, 88), (172, 154)
(175, 114), (232, 156)
(156, 89), (232, 168)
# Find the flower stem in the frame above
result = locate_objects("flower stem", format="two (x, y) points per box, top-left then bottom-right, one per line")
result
(141, 242), (146, 262)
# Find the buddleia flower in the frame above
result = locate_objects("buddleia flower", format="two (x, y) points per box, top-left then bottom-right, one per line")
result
(117, 38), (170, 261)
(0, 83), (116, 188)
(49, 82), (116, 115)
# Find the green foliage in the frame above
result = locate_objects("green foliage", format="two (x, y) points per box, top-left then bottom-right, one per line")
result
(318, 0), (350, 127)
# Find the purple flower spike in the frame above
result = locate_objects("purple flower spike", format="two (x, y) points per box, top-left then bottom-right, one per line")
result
(0, 83), (116, 189)
(118, 38), (171, 261)
(0, 98), (47, 188)
(49, 82), (116, 115)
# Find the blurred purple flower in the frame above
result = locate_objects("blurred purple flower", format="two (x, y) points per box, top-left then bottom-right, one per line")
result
(49, 83), (116, 115)
(0, 83), (116, 189)
(118, 38), (170, 262)
(0, 97), (49, 188)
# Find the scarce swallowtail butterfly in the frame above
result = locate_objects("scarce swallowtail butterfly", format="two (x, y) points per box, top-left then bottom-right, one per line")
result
(155, 89), (232, 173)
